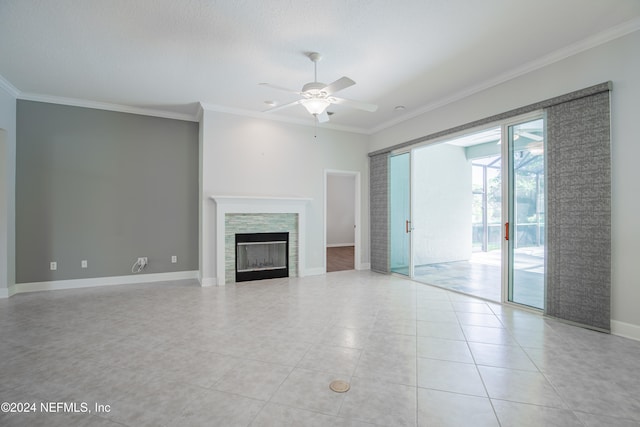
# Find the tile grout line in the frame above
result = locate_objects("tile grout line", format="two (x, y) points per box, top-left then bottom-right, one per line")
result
(497, 306), (576, 416)
(457, 297), (503, 427)
(331, 309), (361, 420)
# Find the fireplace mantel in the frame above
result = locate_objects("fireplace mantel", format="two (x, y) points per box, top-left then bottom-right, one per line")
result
(211, 195), (312, 207)
(210, 195), (311, 285)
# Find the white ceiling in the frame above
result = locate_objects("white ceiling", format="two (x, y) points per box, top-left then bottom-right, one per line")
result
(1, 0), (639, 133)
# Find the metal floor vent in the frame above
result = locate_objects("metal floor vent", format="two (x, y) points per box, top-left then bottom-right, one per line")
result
(329, 380), (350, 393)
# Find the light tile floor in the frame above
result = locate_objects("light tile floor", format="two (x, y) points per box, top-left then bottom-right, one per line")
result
(1, 270), (639, 426)
(414, 249), (545, 308)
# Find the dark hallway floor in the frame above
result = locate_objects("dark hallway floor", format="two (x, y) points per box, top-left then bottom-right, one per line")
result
(327, 246), (355, 272)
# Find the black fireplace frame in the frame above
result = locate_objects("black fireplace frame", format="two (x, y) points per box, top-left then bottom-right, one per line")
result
(235, 232), (289, 282)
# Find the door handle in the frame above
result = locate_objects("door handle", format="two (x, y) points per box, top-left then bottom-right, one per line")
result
(406, 220), (411, 233)
(505, 222), (509, 241)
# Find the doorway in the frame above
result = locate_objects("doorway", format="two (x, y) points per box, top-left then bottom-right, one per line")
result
(325, 170), (360, 272)
(388, 114), (545, 309)
(411, 127), (502, 301)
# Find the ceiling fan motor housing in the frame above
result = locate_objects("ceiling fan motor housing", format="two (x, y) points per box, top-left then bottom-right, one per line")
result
(260, 51), (377, 120)
(302, 82), (328, 97)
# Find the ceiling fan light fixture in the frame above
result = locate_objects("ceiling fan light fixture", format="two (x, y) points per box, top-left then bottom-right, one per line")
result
(301, 98), (330, 115)
(260, 51), (377, 122)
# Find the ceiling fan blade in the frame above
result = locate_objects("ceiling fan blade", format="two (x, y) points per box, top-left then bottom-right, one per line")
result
(322, 76), (355, 95)
(259, 82), (301, 95)
(263, 99), (302, 113)
(316, 111), (330, 123)
(330, 96), (378, 112)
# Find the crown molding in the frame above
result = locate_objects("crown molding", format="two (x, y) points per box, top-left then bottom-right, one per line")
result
(18, 92), (199, 122)
(6, 18), (638, 134)
(370, 17), (640, 134)
(0, 74), (20, 98)
(199, 102), (369, 135)
(196, 102), (205, 122)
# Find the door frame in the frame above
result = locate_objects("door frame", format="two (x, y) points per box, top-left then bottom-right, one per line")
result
(389, 149), (413, 277)
(500, 110), (547, 313)
(324, 169), (361, 272)
(501, 111), (546, 308)
(384, 112), (545, 311)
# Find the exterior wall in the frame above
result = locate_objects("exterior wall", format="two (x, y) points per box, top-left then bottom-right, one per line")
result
(413, 143), (471, 265)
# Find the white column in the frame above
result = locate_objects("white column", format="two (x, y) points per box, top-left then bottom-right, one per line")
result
(0, 80), (17, 298)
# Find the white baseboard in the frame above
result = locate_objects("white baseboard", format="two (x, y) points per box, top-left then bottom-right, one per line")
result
(0, 287), (8, 298)
(326, 243), (355, 248)
(611, 320), (640, 342)
(357, 263), (371, 271)
(200, 277), (218, 287)
(6, 271), (199, 297)
(304, 267), (326, 276)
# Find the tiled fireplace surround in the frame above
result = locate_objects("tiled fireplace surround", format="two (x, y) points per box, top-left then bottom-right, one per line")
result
(210, 196), (311, 285)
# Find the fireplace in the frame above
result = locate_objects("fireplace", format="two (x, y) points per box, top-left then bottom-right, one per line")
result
(209, 195), (310, 286)
(235, 232), (289, 282)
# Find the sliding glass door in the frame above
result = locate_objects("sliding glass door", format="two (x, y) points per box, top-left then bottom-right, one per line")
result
(389, 152), (411, 276)
(507, 118), (545, 309)
(411, 128), (502, 301)
(390, 115), (545, 310)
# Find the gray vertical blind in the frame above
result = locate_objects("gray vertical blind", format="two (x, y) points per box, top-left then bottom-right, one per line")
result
(370, 153), (389, 272)
(546, 90), (611, 331)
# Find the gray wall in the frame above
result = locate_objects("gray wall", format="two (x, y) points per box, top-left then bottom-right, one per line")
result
(16, 101), (199, 283)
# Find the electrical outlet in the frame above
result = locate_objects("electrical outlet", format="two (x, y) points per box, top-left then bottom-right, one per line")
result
(81, 260), (88, 268)
(50, 261), (57, 270)
(171, 255), (177, 263)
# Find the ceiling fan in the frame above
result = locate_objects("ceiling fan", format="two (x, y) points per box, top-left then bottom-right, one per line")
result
(259, 52), (378, 123)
